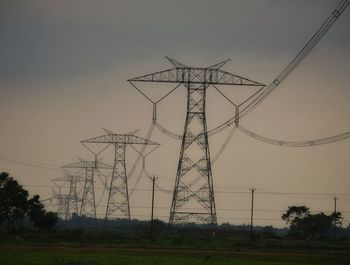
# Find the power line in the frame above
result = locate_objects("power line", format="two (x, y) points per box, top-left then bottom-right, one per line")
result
(237, 124), (350, 147)
(256, 191), (350, 196)
(0, 157), (61, 172)
(207, 0), (275, 63)
(238, 0), (350, 119)
(24, 184), (350, 197)
(0, 154), (58, 168)
(301, 37), (350, 66)
(206, 0), (350, 136)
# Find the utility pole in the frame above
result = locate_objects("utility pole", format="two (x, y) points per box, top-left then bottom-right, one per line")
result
(250, 187), (256, 240)
(150, 175), (157, 238)
(333, 196), (338, 240)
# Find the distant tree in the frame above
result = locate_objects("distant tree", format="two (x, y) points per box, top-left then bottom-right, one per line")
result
(282, 206), (310, 223)
(28, 195), (46, 227)
(282, 205), (342, 239)
(263, 225), (274, 234)
(282, 206), (310, 237)
(151, 219), (166, 236)
(0, 172), (29, 231)
(28, 195), (58, 230)
(37, 211), (58, 230)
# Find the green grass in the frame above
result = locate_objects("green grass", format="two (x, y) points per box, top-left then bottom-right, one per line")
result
(1, 231), (350, 265)
(1, 245), (350, 265)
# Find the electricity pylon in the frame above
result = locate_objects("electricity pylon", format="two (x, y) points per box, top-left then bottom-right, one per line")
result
(52, 186), (69, 220)
(52, 176), (79, 220)
(65, 174), (82, 219)
(63, 160), (113, 218)
(81, 129), (159, 220)
(129, 57), (264, 227)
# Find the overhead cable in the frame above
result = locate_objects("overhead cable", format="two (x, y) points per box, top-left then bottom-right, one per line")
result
(207, 0), (350, 135)
(238, 124), (350, 147)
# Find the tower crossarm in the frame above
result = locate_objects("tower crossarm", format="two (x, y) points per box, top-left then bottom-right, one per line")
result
(128, 67), (265, 87)
(52, 176), (70, 182)
(215, 69), (264, 86)
(165, 56), (189, 68)
(81, 134), (159, 145)
(63, 174), (85, 181)
(53, 194), (70, 199)
(62, 161), (113, 169)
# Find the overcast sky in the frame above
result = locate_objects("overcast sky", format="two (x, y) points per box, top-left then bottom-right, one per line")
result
(1, 0), (350, 226)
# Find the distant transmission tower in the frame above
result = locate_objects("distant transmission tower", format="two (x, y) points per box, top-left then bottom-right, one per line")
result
(65, 174), (82, 219)
(129, 57), (263, 227)
(52, 180), (69, 220)
(54, 193), (67, 219)
(52, 174), (83, 220)
(63, 160), (112, 218)
(81, 129), (159, 220)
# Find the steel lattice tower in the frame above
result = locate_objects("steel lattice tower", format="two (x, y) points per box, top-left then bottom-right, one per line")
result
(63, 160), (112, 218)
(81, 130), (159, 220)
(129, 57), (264, 227)
(65, 174), (82, 219)
(52, 178), (73, 220)
(53, 191), (69, 219)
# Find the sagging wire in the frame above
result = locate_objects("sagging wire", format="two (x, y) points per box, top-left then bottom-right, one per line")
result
(208, 0), (350, 137)
(238, 124), (350, 147)
(128, 122), (157, 198)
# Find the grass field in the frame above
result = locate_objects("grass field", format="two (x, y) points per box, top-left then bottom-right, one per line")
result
(1, 231), (350, 265)
(1, 244), (350, 265)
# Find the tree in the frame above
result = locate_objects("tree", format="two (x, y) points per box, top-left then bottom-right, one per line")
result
(0, 172), (29, 231)
(0, 172), (58, 231)
(38, 211), (58, 230)
(282, 206), (310, 224)
(28, 195), (58, 230)
(282, 205), (342, 239)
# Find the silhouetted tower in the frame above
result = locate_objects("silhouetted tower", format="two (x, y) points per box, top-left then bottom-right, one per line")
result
(65, 174), (82, 219)
(52, 174), (83, 219)
(63, 160), (112, 218)
(56, 194), (70, 219)
(51, 180), (70, 220)
(129, 57), (264, 227)
(81, 129), (159, 220)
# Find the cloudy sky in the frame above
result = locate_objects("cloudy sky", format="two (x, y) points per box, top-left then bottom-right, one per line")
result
(1, 0), (350, 226)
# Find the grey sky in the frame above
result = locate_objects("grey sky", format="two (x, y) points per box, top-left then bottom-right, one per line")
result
(1, 0), (349, 226)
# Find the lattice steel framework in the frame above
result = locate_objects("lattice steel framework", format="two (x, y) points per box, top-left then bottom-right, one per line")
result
(129, 57), (264, 227)
(81, 131), (159, 220)
(53, 192), (70, 220)
(63, 160), (112, 218)
(65, 175), (82, 219)
(52, 176), (76, 220)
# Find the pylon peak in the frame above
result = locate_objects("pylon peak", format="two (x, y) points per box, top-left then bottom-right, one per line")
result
(165, 56), (188, 68)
